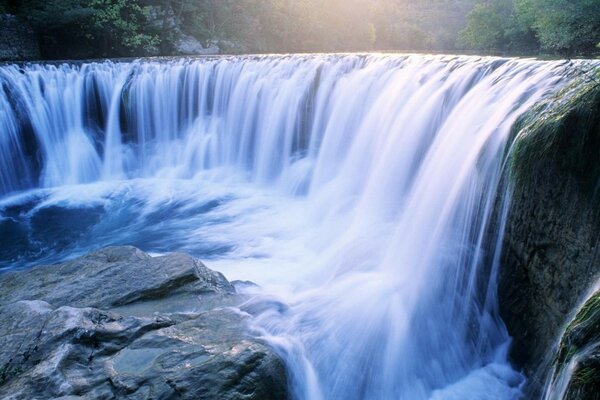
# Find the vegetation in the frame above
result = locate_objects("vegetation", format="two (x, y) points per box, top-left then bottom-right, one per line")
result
(0, 0), (598, 58)
(2, 0), (160, 58)
(461, 0), (600, 56)
(546, 290), (600, 400)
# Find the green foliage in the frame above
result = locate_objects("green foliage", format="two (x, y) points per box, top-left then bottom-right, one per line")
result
(3, 0), (598, 57)
(2, 0), (479, 57)
(12, 0), (158, 58)
(461, 1), (510, 49)
(462, 0), (600, 55)
(86, 0), (158, 55)
(517, 0), (600, 55)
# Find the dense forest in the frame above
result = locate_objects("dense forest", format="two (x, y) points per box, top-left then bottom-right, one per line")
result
(0, 0), (598, 59)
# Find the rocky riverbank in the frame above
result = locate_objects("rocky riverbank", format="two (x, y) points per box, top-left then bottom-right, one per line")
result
(0, 246), (288, 399)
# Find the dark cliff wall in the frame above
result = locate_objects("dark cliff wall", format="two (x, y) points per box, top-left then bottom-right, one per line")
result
(0, 14), (40, 61)
(498, 71), (600, 394)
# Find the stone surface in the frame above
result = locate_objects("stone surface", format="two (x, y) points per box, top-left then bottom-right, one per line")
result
(145, 5), (220, 56)
(499, 161), (599, 382)
(0, 14), (41, 61)
(498, 78), (600, 394)
(544, 290), (600, 400)
(0, 247), (288, 399)
(175, 34), (220, 56)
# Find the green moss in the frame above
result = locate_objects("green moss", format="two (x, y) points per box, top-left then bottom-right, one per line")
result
(564, 362), (600, 400)
(572, 366), (600, 386)
(0, 363), (24, 386)
(551, 290), (600, 391)
(555, 292), (600, 366)
(508, 65), (600, 211)
(546, 291), (600, 399)
(568, 293), (600, 331)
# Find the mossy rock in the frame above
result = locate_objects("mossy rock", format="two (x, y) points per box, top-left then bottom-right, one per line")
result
(500, 68), (600, 396)
(546, 289), (600, 400)
(556, 292), (600, 367)
(508, 65), (600, 216)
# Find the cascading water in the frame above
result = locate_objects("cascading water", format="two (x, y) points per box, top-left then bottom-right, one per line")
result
(0, 55), (580, 399)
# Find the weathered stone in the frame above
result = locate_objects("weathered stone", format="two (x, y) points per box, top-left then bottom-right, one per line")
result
(0, 246), (235, 311)
(0, 247), (288, 399)
(499, 77), (600, 395)
(175, 34), (220, 56)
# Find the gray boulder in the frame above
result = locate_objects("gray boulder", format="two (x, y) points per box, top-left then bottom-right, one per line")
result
(0, 247), (288, 399)
(175, 34), (220, 56)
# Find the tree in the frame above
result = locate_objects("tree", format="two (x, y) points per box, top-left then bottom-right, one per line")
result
(14, 0), (158, 58)
(459, 0), (535, 52)
(87, 0), (158, 56)
(516, 0), (600, 55)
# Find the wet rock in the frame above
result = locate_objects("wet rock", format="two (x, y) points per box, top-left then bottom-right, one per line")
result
(544, 290), (600, 400)
(499, 78), (600, 395)
(0, 246), (235, 311)
(0, 247), (288, 399)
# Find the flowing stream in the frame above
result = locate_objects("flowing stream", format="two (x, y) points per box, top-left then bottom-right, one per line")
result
(0, 54), (580, 399)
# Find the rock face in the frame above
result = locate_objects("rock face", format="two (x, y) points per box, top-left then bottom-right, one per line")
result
(175, 33), (220, 56)
(499, 76), (600, 394)
(146, 5), (220, 56)
(0, 247), (288, 399)
(0, 14), (41, 61)
(544, 289), (600, 400)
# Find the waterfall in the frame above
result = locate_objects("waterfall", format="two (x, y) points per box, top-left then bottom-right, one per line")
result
(0, 55), (579, 399)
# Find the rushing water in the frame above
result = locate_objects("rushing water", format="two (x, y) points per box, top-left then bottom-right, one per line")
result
(0, 54), (580, 399)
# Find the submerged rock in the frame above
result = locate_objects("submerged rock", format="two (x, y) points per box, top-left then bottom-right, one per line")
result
(0, 247), (288, 399)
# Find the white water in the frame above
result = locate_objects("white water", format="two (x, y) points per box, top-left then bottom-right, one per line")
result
(0, 54), (578, 399)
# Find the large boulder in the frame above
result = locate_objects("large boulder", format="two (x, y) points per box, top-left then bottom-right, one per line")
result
(0, 247), (288, 399)
(499, 74), (600, 394)
(175, 34), (220, 56)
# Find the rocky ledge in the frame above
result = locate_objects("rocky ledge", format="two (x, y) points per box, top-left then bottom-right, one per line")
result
(0, 246), (288, 399)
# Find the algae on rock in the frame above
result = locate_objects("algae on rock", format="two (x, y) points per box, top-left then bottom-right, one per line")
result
(499, 64), (600, 396)
(544, 288), (600, 400)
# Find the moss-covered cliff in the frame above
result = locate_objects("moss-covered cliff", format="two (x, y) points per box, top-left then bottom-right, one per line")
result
(499, 65), (600, 395)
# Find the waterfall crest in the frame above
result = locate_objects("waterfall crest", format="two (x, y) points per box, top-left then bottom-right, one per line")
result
(0, 55), (580, 399)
